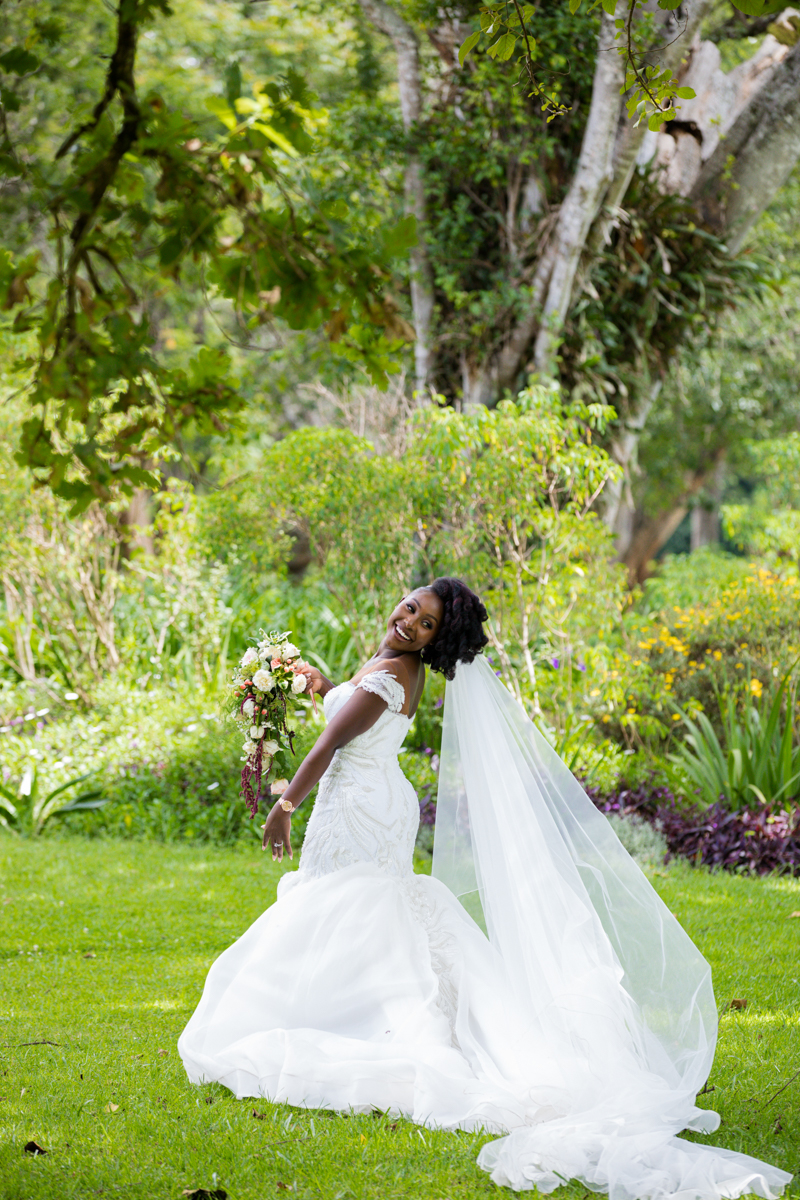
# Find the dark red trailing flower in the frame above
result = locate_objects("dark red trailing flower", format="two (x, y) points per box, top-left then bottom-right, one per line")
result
(584, 778), (800, 875)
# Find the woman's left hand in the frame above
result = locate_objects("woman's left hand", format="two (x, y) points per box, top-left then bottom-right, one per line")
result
(261, 803), (293, 862)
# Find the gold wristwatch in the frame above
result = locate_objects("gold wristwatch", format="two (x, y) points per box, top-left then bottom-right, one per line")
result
(280, 798), (296, 813)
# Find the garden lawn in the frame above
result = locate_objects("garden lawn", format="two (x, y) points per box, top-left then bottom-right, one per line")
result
(0, 839), (798, 1200)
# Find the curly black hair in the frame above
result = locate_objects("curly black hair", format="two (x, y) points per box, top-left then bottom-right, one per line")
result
(419, 577), (489, 680)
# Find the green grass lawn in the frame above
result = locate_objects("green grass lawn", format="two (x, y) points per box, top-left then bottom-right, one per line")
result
(1, 838), (798, 1200)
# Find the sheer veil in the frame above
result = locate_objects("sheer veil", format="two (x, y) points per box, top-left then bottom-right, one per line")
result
(433, 656), (791, 1200)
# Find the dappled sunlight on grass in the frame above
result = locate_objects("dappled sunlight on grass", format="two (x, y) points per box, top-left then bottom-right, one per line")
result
(0, 840), (797, 1199)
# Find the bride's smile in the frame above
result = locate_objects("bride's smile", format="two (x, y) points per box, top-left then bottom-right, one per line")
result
(385, 590), (443, 654)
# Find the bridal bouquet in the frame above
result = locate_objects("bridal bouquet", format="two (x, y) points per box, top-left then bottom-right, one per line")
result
(229, 631), (310, 818)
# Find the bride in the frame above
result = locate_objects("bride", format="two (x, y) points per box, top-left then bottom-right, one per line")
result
(179, 577), (791, 1199)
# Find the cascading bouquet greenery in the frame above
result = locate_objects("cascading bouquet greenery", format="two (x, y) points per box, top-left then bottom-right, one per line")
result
(229, 630), (310, 817)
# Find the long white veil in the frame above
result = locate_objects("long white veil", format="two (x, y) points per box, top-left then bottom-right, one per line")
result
(433, 656), (791, 1199)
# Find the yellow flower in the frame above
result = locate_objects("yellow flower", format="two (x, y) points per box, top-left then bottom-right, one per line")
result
(672, 714), (681, 721)
(735, 663), (744, 669)
(749, 679), (763, 697)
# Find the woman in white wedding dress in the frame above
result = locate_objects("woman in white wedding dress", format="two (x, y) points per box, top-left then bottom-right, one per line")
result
(179, 578), (791, 1200)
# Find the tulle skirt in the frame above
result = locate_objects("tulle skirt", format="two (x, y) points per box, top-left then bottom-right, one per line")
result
(178, 864), (791, 1200)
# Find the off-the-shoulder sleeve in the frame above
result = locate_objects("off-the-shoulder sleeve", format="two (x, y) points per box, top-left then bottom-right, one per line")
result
(355, 669), (406, 714)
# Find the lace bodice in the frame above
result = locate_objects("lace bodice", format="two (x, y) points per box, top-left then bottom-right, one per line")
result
(297, 670), (419, 882)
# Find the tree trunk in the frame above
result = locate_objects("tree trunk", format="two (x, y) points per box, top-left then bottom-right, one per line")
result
(588, 0), (718, 256)
(690, 31), (800, 253)
(621, 451), (725, 584)
(531, 3), (627, 379)
(359, 0), (435, 393)
(118, 488), (154, 557)
(602, 13), (800, 565)
(603, 378), (662, 549)
(690, 455), (726, 550)
(500, 0), (715, 389)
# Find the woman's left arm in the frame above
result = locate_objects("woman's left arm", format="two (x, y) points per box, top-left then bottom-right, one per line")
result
(261, 686), (398, 860)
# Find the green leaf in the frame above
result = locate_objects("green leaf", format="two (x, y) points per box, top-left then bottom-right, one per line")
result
(321, 199), (349, 220)
(0, 85), (21, 112)
(250, 121), (299, 157)
(732, 0), (784, 13)
(0, 47), (40, 75)
(458, 31), (481, 65)
(601, 0), (617, 14)
(675, 87), (696, 100)
(381, 214), (417, 257)
(204, 94), (237, 131)
(569, 0), (583, 12)
(657, 0), (683, 8)
(488, 32), (517, 61)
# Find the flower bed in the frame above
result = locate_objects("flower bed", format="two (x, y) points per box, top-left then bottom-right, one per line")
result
(585, 779), (800, 875)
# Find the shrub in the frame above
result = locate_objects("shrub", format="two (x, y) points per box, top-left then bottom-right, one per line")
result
(671, 672), (800, 810)
(604, 812), (669, 868)
(586, 778), (800, 876)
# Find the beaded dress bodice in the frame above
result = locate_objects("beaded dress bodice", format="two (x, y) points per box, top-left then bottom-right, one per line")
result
(296, 671), (420, 882)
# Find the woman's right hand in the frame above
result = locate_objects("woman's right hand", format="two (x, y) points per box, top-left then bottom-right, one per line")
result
(292, 662), (329, 696)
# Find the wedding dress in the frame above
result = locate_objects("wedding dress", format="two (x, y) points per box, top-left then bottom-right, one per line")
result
(178, 662), (791, 1200)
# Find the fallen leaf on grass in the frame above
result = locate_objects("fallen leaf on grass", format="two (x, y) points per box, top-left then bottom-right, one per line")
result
(276, 1185), (292, 1193)
(104, 1102), (119, 1113)
(252, 1109), (267, 1119)
(182, 1190), (228, 1200)
(82, 951), (96, 959)
(774, 1117), (783, 1133)
(788, 911), (800, 919)
(158, 1048), (169, 1057)
(730, 998), (748, 1011)
(23, 1140), (47, 1156)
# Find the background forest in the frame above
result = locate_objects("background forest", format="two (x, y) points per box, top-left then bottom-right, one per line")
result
(1, 0), (800, 873)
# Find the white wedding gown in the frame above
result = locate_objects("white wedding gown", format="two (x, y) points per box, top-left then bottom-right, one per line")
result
(179, 667), (791, 1200)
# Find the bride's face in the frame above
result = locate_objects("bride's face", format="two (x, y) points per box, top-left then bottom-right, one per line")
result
(385, 589), (443, 653)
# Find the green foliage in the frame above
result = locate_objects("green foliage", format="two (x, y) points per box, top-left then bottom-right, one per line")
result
(562, 176), (778, 412)
(410, 384), (626, 712)
(631, 171), (800, 535)
(732, 0), (785, 14)
(671, 671), (800, 811)
(461, 0), (696, 129)
(216, 383), (627, 715)
(0, 1), (415, 511)
(722, 435), (800, 568)
(594, 558), (800, 759)
(639, 549), (752, 613)
(0, 768), (105, 836)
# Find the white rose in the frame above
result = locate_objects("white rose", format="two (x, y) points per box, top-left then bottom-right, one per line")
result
(252, 668), (273, 691)
(262, 739), (279, 756)
(242, 698), (255, 717)
(291, 672), (307, 695)
(259, 643), (276, 661)
(250, 725), (265, 739)
(242, 740), (256, 756)
(281, 642), (300, 661)
(241, 647), (258, 667)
